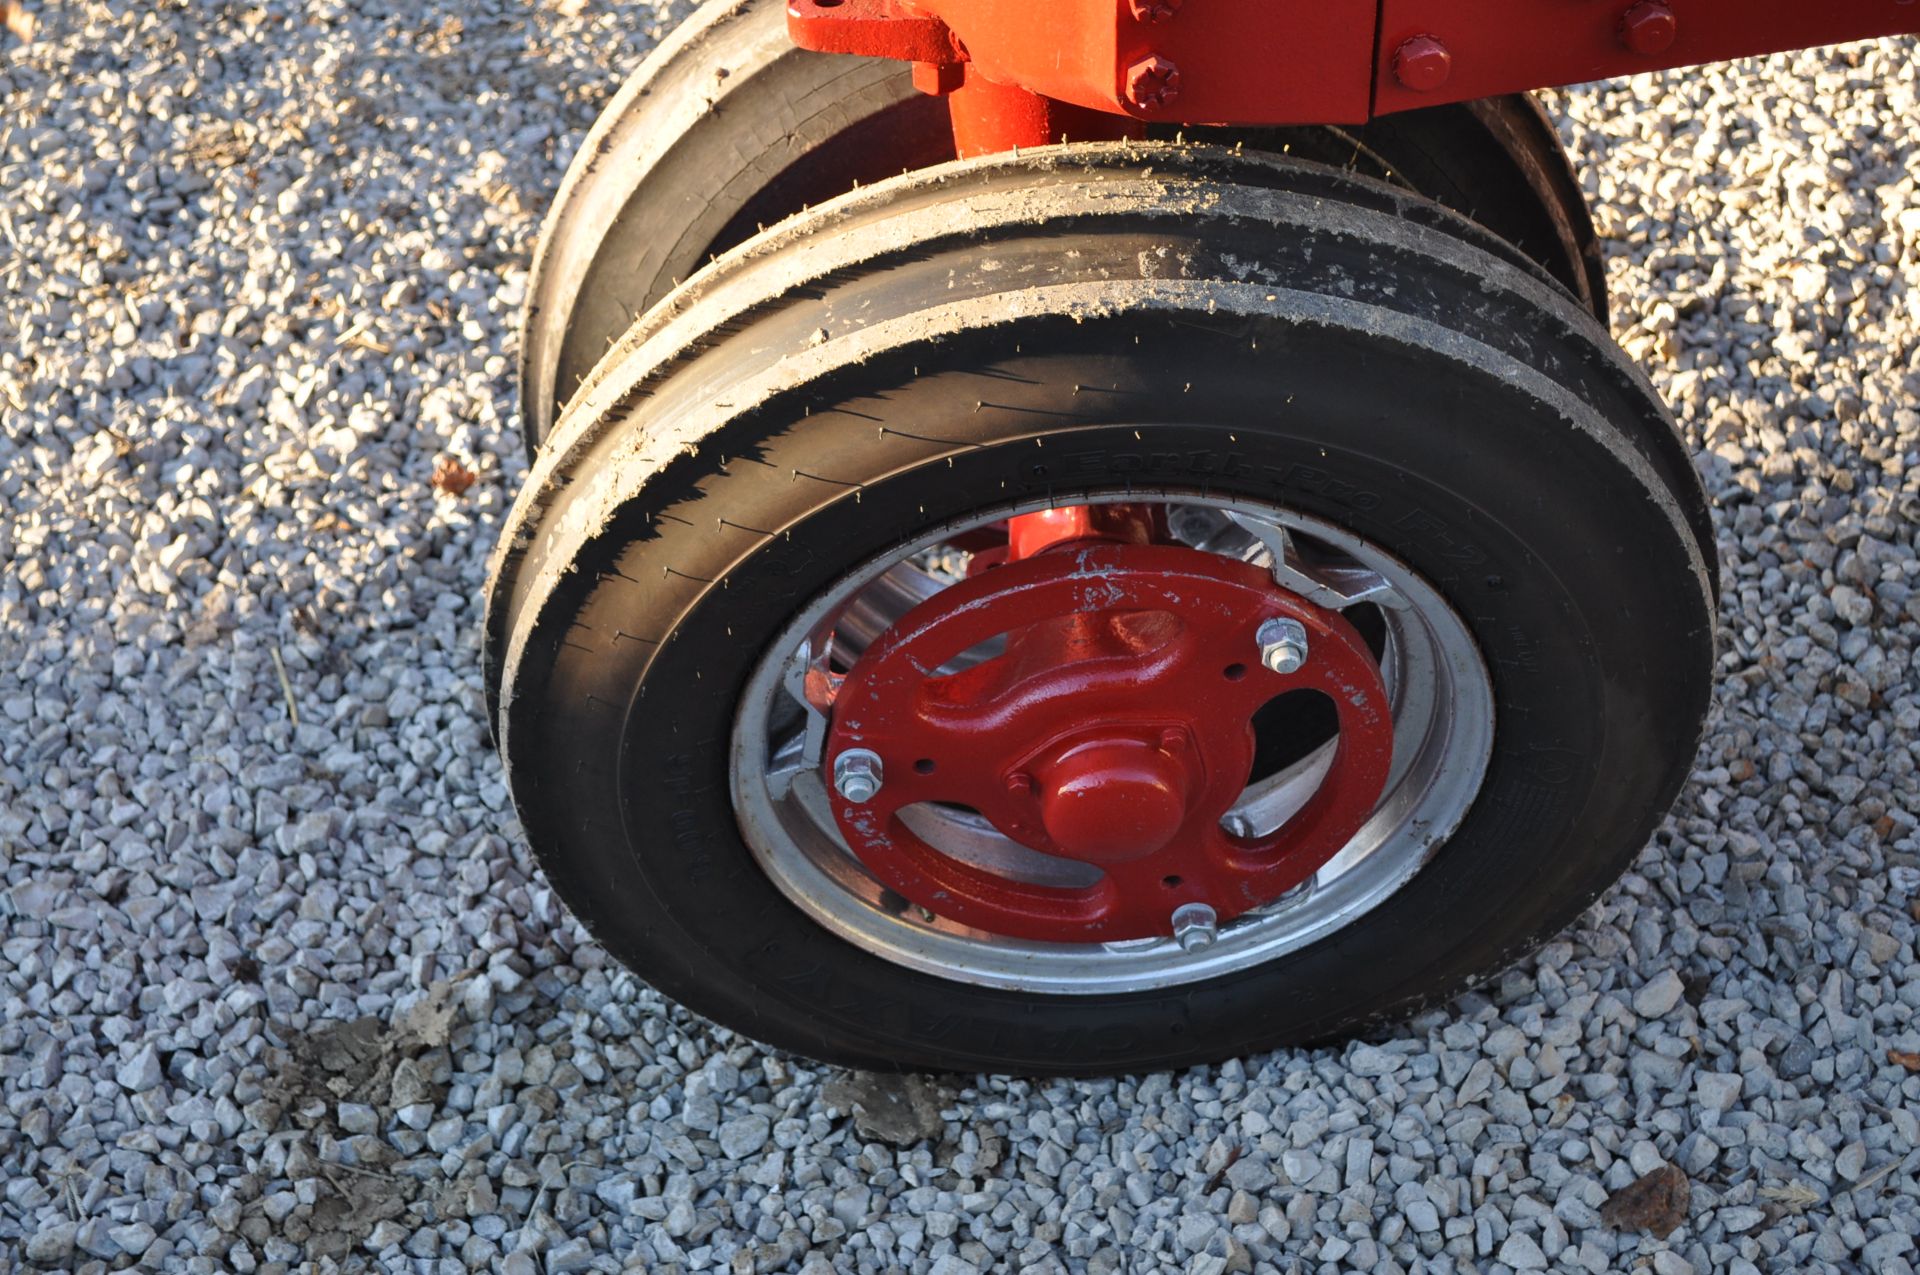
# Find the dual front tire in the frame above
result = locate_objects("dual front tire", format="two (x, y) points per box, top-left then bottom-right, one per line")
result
(487, 137), (1716, 1072)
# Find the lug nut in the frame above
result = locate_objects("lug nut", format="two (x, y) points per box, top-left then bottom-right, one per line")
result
(1123, 54), (1181, 112)
(833, 749), (884, 803)
(1257, 617), (1310, 675)
(1392, 35), (1452, 92)
(1171, 902), (1218, 953)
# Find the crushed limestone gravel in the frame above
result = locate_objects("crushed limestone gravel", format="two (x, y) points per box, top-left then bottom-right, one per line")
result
(2, 2), (1918, 1272)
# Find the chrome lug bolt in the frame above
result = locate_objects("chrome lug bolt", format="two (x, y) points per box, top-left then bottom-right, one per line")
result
(833, 749), (884, 803)
(1171, 902), (1218, 953)
(1257, 617), (1310, 674)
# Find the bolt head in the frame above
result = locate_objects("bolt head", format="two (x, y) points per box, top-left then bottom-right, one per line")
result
(1127, 0), (1182, 24)
(1171, 902), (1218, 953)
(1257, 617), (1310, 675)
(833, 749), (884, 803)
(1123, 55), (1181, 112)
(1620, 1), (1677, 55)
(911, 61), (967, 96)
(1392, 35), (1452, 92)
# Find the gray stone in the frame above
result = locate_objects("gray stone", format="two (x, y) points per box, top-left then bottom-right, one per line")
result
(108, 1221), (157, 1256)
(116, 1042), (164, 1092)
(338, 1102), (378, 1135)
(1634, 970), (1687, 1019)
(1835, 1141), (1868, 1180)
(26, 1221), (78, 1264)
(547, 1238), (595, 1273)
(1497, 1232), (1549, 1270)
(1695, 1072), (1742, 1112)
(719, 1114), (772, 1159)
(1777, 1036), (1817, 1079)
(1347, 1044), (1402, 1077)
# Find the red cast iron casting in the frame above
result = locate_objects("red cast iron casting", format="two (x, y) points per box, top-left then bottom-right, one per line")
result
(823, 517), (1394, 943)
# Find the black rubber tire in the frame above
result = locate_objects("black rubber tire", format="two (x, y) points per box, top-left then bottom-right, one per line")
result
(1182, 95), (1609, 326)
(518, 0), (949, 449)
(519, 0), (1608, 452)
(487, 145), (1715, 1074)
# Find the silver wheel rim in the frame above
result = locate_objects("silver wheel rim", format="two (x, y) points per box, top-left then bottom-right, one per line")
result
(729, 491), (1495, 994)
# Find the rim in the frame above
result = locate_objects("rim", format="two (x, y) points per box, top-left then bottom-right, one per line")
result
(729, 491), (1495, 994)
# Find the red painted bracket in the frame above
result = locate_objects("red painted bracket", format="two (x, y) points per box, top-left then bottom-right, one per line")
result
(787, 0), (965, 66)
(789, 0), (1376, 125)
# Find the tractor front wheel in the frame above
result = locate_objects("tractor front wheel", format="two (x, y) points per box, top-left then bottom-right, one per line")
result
(486, 145), (1715, 1073)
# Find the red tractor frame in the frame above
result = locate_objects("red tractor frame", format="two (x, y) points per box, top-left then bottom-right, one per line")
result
(789, 0), (1920, 150)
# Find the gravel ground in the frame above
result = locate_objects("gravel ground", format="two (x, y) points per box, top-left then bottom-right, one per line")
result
(4, 3), (1920, 1273)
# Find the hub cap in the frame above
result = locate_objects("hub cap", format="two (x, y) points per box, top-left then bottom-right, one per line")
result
(730, 493), (1495, 995)
(824, 543), (1394, 943)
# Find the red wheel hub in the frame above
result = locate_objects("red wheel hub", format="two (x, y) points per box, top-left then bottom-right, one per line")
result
(1039, 736), (1189, 861)
(824, 510), (1394, 943)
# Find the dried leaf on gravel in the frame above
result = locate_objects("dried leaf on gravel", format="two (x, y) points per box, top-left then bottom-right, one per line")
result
(430, 455), (477, 496)
(391, 976), (462, 1051)
(1600, 1163), (1690, 1238)
(1889, 1048), (1920, 1071)
(822, 1072), (949, 1146)
(270, 978), (467, 1108)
